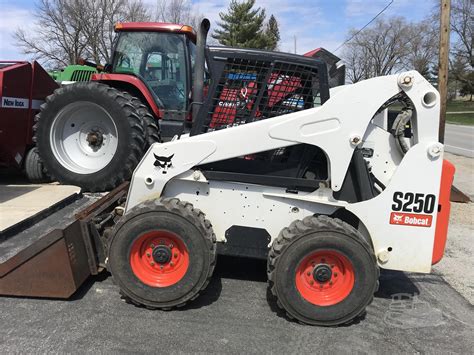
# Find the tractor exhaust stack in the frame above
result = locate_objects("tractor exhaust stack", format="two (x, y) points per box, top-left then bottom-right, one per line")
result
(192, 18), (210, 124)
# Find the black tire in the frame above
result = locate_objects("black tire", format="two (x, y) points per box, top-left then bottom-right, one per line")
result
(34, 82), (146, 192)
(122, 92), (161, 147)
(108, 198), (217, 309)
(24, 147), (49, 183)
(267, 215), (379, 326)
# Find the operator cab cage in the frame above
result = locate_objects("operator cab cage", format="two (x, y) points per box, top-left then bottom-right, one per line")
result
(191, 47), (332, 193)
(191, 46), (330, 135)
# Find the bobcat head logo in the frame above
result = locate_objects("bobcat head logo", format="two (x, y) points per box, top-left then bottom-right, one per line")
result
(392, 214), (403, 223)
(153, 153), (174, 174)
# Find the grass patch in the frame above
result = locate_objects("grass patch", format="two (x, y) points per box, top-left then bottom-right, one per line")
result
(446, 112), (474, 125)
(446, 100), (474, 112)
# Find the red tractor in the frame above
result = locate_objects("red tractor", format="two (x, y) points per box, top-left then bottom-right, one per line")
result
(35, 21), (344, 192)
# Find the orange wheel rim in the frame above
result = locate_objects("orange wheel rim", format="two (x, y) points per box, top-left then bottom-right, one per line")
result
(295, 250), (355, 306)
(130, 230), (189, 287)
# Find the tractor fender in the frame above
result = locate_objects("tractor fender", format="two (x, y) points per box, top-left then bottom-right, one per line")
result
(92, 73), (162, 118)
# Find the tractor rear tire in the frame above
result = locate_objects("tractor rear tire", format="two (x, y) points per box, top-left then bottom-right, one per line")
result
(34, 82), (146, 192)
(267, 215), (379, 326)
(108, 198), (217, 309)
(123, 92), (161, 147)
(24, 147), (49, 183)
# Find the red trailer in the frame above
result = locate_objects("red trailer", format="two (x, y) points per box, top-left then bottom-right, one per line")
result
(0, 61), (59, 181)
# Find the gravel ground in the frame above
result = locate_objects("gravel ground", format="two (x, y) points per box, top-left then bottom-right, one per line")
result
(445, 152), (474, 200)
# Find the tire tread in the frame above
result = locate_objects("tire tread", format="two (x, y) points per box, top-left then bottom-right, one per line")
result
(110, 198), (217, 310)
(267, 215), (380, 326)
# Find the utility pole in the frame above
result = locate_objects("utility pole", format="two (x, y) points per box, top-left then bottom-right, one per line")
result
(438, 0), (451, 143)
(294, 35), (297, 54)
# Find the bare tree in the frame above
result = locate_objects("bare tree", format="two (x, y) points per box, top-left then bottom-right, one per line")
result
(449, 0), (473, 94)
(14, 0), (87, 66)
(342, 16), (443, 83)
(403, 20), (438, 78)
(342, 17), (410, 82)
(154, 0), (202, 28)
(450, 0), (472, 62)
(79, 0), (150, 65)
(14, 0), (150, 67)
(429, 0), (472, 95)
(344, 43), (373, 83)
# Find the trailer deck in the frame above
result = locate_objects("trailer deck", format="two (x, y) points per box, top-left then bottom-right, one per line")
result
(0, 183), (80, 232)
(0, 179), (127, 298)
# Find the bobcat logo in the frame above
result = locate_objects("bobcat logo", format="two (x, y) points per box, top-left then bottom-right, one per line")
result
(393, 214), (403, 223)
(153, 153), (174, 174)
(392, 214), (403, 223)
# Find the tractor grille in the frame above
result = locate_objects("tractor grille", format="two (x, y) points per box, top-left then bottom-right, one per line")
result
(71, 70), (94, 82)
(191, 47), (329, 136)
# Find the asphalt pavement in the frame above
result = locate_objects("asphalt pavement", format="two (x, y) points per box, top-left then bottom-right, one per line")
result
(0, 256), (473, 353)
(1, 129), (473, 353)
(444, 124), (474, 158)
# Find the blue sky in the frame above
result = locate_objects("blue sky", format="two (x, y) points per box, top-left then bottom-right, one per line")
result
(0, 0), (435, 61)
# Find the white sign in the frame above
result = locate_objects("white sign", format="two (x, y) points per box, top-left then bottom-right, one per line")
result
(1, 96), (29, 109)
(0, 97), (45, 110)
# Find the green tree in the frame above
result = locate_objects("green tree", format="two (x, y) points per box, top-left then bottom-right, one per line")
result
(212, 0), (278, 50)
(458, 71), (474, 101)
(265, 14), (280, 51)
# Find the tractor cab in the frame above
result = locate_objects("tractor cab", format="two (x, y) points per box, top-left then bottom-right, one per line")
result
(94, 23), (198, 137)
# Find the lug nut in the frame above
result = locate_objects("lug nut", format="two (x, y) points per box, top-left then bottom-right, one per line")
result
(150, 261), (155, 266)
(307, 271), (311, 276)
(174, 253), (178, 258)
(329, 281), (333, 285)
(169, 244), (174, 248)
(146, 252), (151, 257)
(150, 244), (155, 249)
(334, 272), (338, 277)
(170, 262), (174, 267)
(309, 280), (314, 285)
(160, 265), (164, 270)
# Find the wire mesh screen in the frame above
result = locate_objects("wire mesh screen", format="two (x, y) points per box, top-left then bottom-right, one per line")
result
(192, 48), (328, 135)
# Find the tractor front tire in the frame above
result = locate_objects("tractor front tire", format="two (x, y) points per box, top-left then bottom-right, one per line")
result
(108, 198), (217, 309)
(268, 215), (379, 326)
(34, 82), (146, 192)
(24, 147), (49, 183)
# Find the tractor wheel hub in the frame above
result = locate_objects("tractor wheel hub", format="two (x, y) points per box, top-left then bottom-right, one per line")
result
(86, 130), (104, 148)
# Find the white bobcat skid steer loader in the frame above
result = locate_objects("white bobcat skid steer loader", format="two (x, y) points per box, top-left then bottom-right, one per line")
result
(106, 45), (454, 326)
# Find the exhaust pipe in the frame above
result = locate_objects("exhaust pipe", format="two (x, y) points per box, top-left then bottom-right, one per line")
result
(191, 18), (210, 134)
